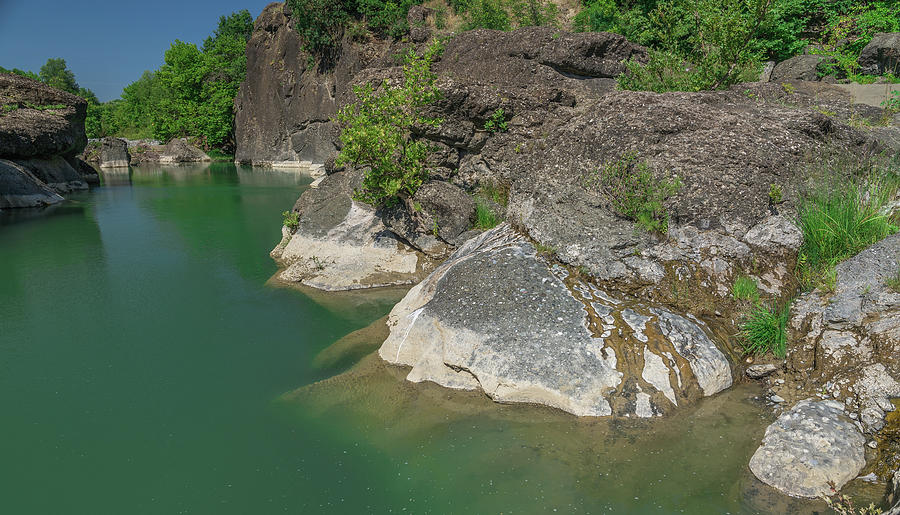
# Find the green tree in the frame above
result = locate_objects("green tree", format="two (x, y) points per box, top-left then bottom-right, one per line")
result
(39, 58), (79, 94)
(336, 41), (444, 206)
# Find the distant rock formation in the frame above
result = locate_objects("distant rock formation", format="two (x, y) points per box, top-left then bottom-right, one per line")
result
(0, 72), (97, 209)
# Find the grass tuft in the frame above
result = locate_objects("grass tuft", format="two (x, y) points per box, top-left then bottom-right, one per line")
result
(739, 300), (791, 358)
(798, 162), (900, 291)
(474, 201), (501, 230)
(732, 275), (760, 301)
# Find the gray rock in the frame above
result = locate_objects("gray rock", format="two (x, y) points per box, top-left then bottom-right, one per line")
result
(746, 363), (778, 379)
(742, 215), (802, 252)
(412, 180), (476, 242)
(0, 159), (63, 208)
(749, 400), (866, 498)
(272, 170), (425, 291)
(159, 138), (210, 163)
(99, 137), (130, 168)
(12, 156), (88, 193)
(759, 61), (775, 82)
(886, 470), (900, 515)
(787, 234), (900, 432)
(379, 224), (732, 417)
(770, 54), (835, 82)
(858, 33), (900, 76)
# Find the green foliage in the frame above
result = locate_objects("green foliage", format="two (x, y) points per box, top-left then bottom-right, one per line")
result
(883, 91), (900, 113)
(462, 0), (512, 30)
(618, 0), (773, 92)
(337, 41), (444, 206)
(768, 183), (783, 204)
(797, 159), (900, 291)
(39, 58), (79, 94)
(534, 241), (557, 258)
(474, 201), (502, 229)
(886, 263), (900, 293)
(454, 0), (557, 30)
(810, 1), (900, 81)
(282, 210), (300, 230)
(586, 152), (682, 233)
(0, 65), (40, 81)
(732, 275), (760, 301)
(739, 299), (790, 358)
(483, 107), (508, 132)
(478, 181), (510, 206)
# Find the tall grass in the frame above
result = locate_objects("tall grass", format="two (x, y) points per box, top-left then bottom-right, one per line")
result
(798, 162), (900, 290)
(740, 300), (791, 358)
(474, 201), (501, 230)
(732, 275), (760, 301)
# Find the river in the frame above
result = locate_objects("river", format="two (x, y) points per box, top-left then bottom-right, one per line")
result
(0, 164), (858, 513)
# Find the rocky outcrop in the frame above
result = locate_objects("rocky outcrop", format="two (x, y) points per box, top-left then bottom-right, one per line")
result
(859, 33), (900, 76)
(378, 224), (732, 417)
(0, 159), (64, 208)
(0, 73), (95, 207)
(99, 137), (130, 168)
(749, 400), (866, 498)
(768, 54), (834, 83)
(887, 470), (900, 515)
(158, 138), (210, 163)
(271, 169), (427, 290)
(785, 233), (900, 433)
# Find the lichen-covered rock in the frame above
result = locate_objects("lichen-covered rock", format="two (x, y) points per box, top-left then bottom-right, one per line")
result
(271, 170), (427, 291)
(99, 137), (130, 168)
(787, 233), (900, 433)
(0, 159), (63, 208)
(378, 224), (732, 417)
(749, 400), (865, 498)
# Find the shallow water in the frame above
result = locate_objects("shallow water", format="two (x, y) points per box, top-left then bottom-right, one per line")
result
(0, 164), (868, 513)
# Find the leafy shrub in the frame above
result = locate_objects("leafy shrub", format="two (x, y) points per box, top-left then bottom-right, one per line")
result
(732, 275), (760, 301)
(585, 152), (682, 233)
(883, 91), (900, 112)
(618, 0), (774, 92)
(768, 183), (783, 205)
(483, 107), (508, 132)
(739, 300), (790, 358)
(282, 210), (300, 229)
(337, 41), (444, 207)
(797, 162), (900, 291)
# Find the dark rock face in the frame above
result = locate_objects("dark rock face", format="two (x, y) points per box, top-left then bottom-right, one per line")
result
(770, 54), (834, 82)
(234, 3), (370, 166)
(0, 73), (87, 158)
(859, 32), (900, 76)
(0, 73), (96, 206)
(413, 180), (475, 242)
(99, 137), (130, 167)
(0, 159), (64, 208)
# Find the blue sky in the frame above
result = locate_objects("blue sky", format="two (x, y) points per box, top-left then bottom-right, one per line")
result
(0, 0), (272, 101)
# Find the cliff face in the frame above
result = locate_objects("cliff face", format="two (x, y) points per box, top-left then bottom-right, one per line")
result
(234, 2), (376, 166)
(0, 73), (97, 209)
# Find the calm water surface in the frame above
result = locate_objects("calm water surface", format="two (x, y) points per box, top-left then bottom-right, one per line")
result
(0, 164), (841, 514)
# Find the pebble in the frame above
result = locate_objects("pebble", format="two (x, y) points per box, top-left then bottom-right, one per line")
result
(770, 395), (785, 403)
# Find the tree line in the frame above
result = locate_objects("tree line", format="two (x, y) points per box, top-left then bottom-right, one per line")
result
(1, 10), (253, 153)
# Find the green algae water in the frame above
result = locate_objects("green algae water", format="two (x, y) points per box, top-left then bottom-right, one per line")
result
(0, 164), (842, 514)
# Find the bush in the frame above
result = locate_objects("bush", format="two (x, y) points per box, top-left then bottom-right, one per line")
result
(797, 161), (900, 291)
(739, 300), (790, 358)
(336, 41), (444, 207)
(282, 210), (300, 230)
(585, 152), (682, 233)
(618, 0), (773, 92)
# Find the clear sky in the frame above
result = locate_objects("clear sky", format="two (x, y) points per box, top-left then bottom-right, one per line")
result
(0, 0), (273, 101)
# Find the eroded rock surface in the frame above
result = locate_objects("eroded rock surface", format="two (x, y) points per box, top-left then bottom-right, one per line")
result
(271, 170), (426, 291)
(99, 137), (130, 168)
(786, 234), (900, 433)
(378, 224), (732, 417)
(749, 400), (865, 498)
(0, 159), (64, 208)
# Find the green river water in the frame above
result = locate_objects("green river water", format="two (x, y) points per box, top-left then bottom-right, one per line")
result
(0, 164), (861, 514)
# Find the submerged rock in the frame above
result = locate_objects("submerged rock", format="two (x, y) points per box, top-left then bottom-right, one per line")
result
(378, 224), (732, 417)
(749, 400), (865, 498)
